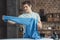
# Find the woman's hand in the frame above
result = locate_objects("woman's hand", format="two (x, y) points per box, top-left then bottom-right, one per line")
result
(2, 15), (5, 20)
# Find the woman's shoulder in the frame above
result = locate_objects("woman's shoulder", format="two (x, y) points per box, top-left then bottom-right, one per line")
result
(18, 13), (25, 17)
(32, 12), (39, 16)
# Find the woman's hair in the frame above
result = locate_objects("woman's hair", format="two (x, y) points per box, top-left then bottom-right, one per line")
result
(22, 1), (32, 6)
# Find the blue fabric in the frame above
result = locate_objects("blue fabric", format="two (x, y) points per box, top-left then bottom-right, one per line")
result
(3, 16), (40, 39)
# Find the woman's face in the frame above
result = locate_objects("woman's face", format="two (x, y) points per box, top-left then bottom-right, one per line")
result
(23, 4), (32, 13)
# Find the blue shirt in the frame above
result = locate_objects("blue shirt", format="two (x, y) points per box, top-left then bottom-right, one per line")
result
(3, 16), (40, 39)
(18, 12), (41, 34)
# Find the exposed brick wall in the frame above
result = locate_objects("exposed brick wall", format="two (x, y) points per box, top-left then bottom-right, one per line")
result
(20, 0), (60, 14)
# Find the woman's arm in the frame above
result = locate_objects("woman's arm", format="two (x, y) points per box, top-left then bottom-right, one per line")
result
(38, 20), (42, 29)
(8, 20), (16, 24)
(2, 15), (16, 24)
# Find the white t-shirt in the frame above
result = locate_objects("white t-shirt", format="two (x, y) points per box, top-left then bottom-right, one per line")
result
(18, 12), (40, 21)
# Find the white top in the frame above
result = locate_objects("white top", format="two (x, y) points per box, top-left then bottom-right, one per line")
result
(18, 12), (40, 21)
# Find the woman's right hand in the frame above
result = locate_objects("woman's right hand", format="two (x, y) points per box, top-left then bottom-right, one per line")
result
(2, 15), (5, 20)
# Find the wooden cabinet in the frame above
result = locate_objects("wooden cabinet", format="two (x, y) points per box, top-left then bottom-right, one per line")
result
(47, 14), (53, 22)
(53, 14), (60, 22)
(46, 13), (60, 22)
(39, 22), (60, 38)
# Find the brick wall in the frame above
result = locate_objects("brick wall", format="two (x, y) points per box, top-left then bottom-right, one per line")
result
(20, 0), (60, 14)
